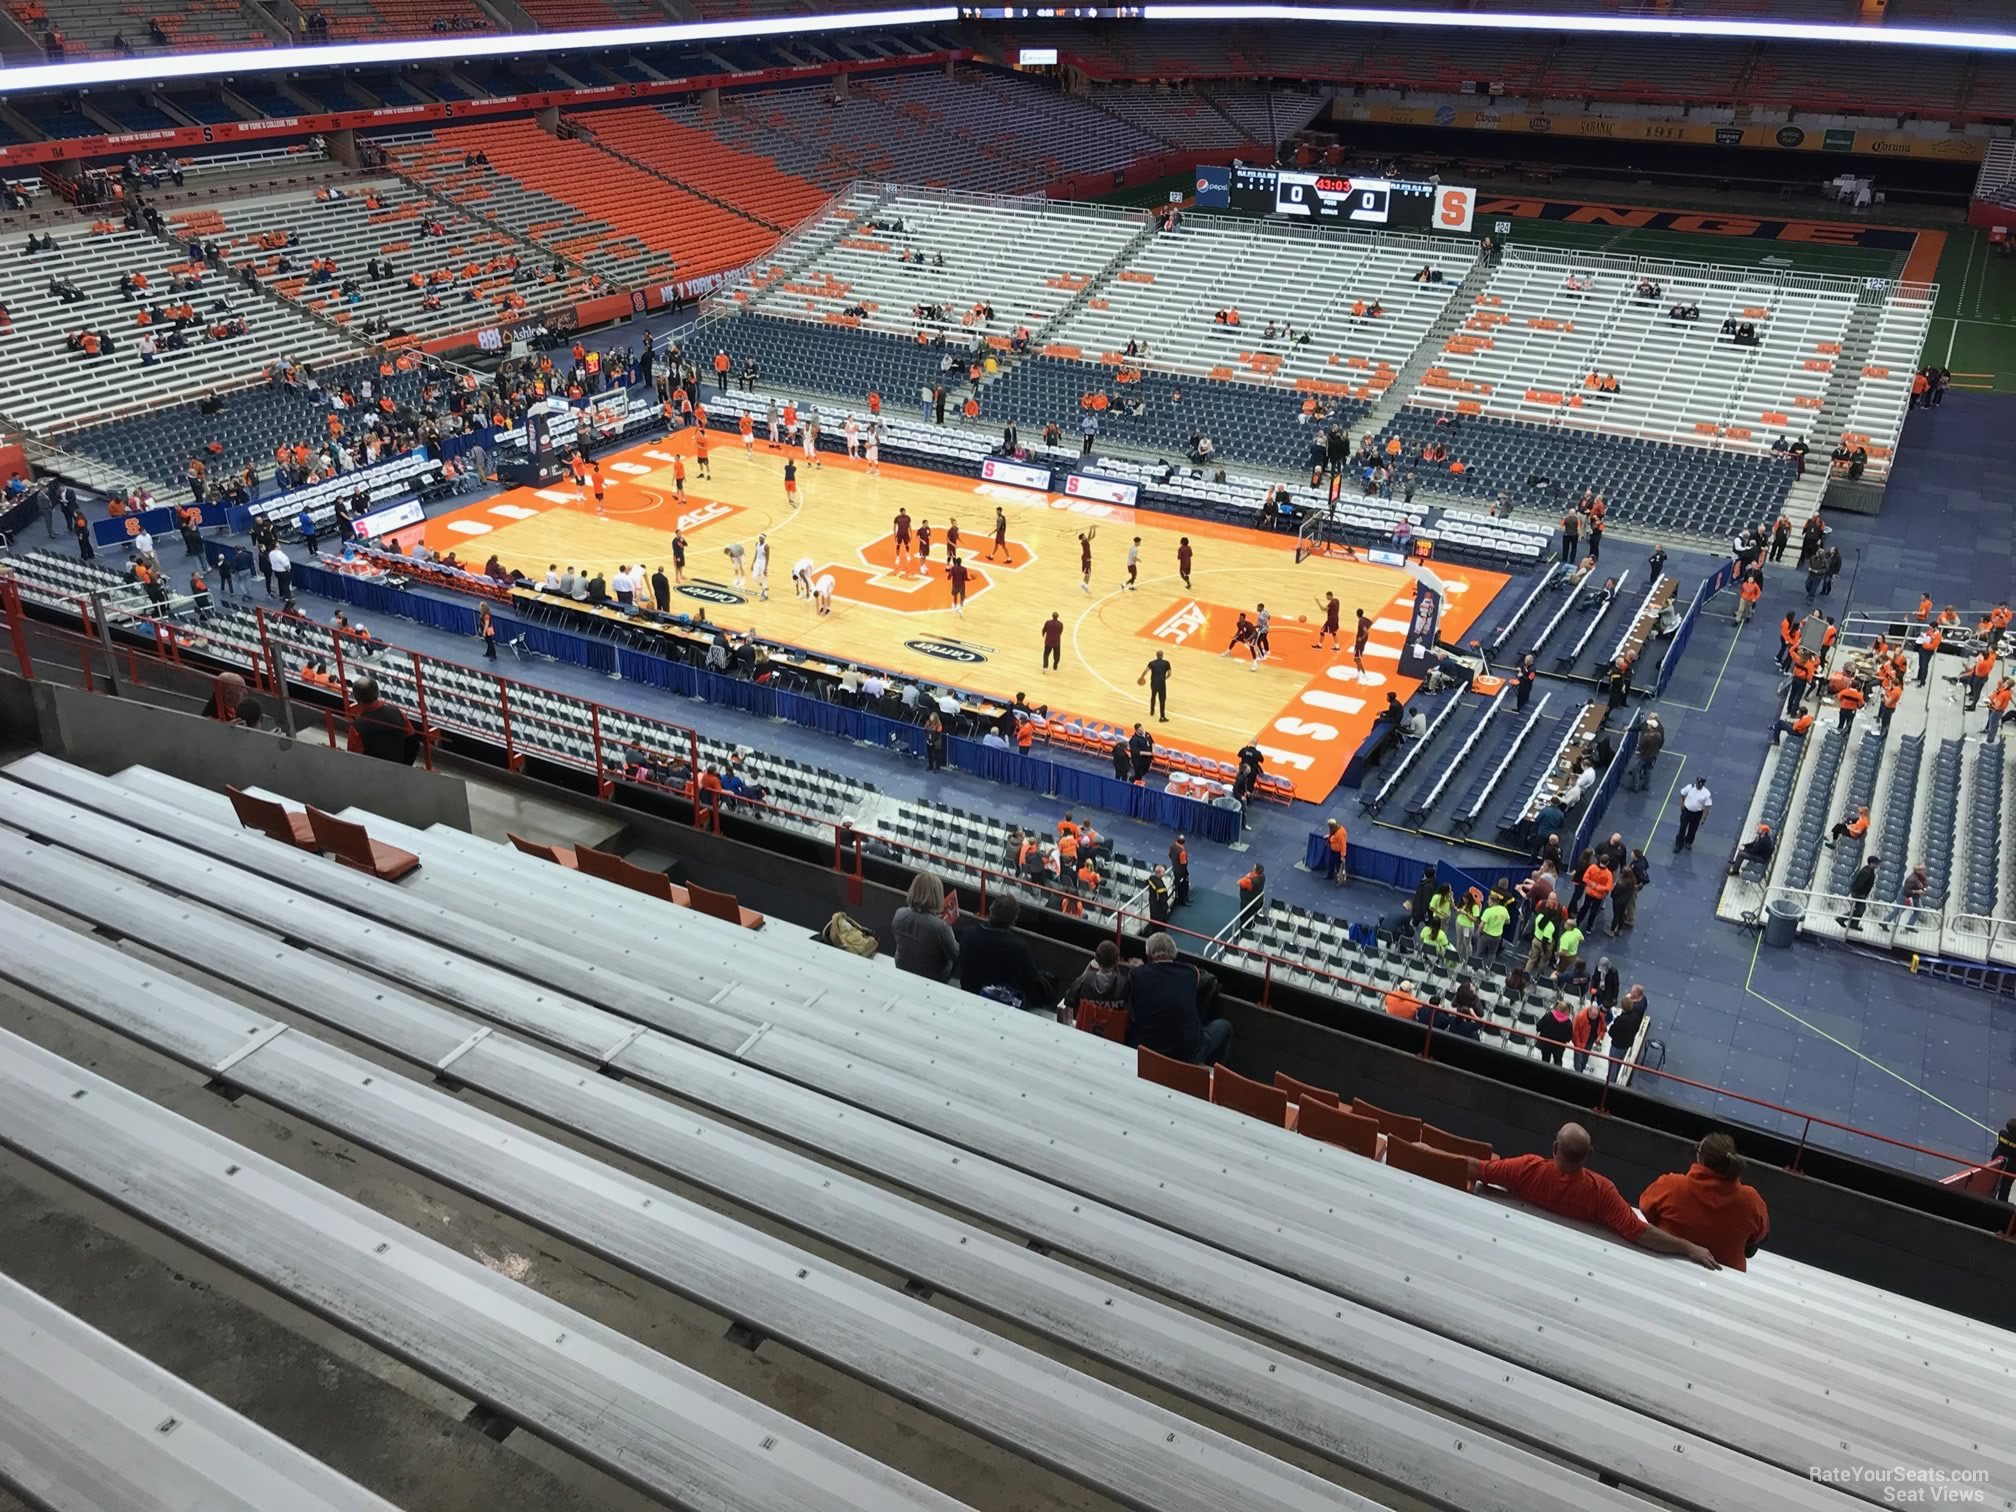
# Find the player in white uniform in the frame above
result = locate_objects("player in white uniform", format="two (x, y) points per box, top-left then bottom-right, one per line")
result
(792, 556), (815, 599)
(864, 427), (880, 475)
(843, 416), (860, 458)
(751, 535), (770, 600)
(723, 541), (746, 586)
(1122, 537), (1140, 591)
(1253, 604), (1272, 667)
(814, 572), (836, 616)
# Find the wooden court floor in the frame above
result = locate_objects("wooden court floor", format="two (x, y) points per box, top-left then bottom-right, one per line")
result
(421, 429), (1508, 801)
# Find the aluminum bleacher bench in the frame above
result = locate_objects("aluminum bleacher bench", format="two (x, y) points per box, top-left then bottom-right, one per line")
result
(0, 1030), (962, 1512)
(4, 757), (2005, 1510)
(0, 1272), (405, 1512)
(0, 903), (1363, 1512)
(0, 792), (1835, 1512)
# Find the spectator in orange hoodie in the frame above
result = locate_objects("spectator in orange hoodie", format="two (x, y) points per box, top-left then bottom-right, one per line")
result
(1640, 1133), (1770, 1271)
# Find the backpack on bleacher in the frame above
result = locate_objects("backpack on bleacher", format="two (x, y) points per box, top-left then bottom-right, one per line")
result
(819, 911), (878, 958)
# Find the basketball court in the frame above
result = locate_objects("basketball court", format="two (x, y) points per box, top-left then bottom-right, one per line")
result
(419, 429), (1509, 802)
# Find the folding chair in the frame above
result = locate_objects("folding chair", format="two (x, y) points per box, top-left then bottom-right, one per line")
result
(303, 806), (419, 881)
(226, 784), (317, 851)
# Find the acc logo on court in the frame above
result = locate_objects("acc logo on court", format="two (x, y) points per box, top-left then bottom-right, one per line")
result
(674, 500), (737, 532)
(678, 582), (746, 606)
(1149, 601), (1210, 646)
(905, 639), (987, 664)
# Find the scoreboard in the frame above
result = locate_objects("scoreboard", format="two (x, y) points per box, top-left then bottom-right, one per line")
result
(1194, 165), (1476, 235)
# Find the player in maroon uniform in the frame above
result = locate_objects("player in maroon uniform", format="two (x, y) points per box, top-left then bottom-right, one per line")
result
(945, 518), (961, 560)
(1078, 527), (1097, 594)
(1314, 591), (1342, 651)
(985, 505), (1011, 563)
(892, 509), (913, 569)
(1221, 612), (1260, 663)
(946, 554), (969, 617)
(1176, 536), (1194, 590)
(917, 520), (933, 565)
(1353, 607), (1374, 674)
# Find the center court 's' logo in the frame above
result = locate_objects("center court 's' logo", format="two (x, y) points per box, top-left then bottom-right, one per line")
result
(905, 638), (987, 664)
(677, 582), (746, 606)
(1149, 601), (1211, 646)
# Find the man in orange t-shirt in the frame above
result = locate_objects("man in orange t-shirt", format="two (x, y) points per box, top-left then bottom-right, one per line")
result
(1640, 1134), (1770, 1271)
(1466, 1124), (1720, 1267)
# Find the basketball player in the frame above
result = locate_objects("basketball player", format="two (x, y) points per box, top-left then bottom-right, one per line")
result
(793, 556), (815, 598)
(568, 449), (587, 490)
(751, 534), (770, 600)
(946, 553), (969, 617)
(739, 412), (755, 455)
(723, 541), (746, 586)
(783, 458), (797, 504)
(814, 570), (836, 617)
(591, 464), (606, 515)
(1221, 611), (1259, 664)
(671, 530), (688, 584)
(1353, 607), (1373, 674)
(671, 454), (686, 498)
(694, 428), (711, 480)
(945, 519), (960, 560)
(1123, 536), (1140, 592)
(892, 509), (913, 569)
(1079, 527), (1096, 594)
(782, 400), (798, 447)
(765, 398), (779, 447)
(985, 506), (1010, 563)
(804, 414), (822, 467)
(1176, 536), (1193, 590)
(864, 425), (880, 475)
(917, 520), (933, 564)
(1313, 591), (1341, 651)
(843, 415), (860, 458)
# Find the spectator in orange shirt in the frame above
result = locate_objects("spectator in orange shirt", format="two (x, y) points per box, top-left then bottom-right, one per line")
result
(1827, 804), (1869, 849)
(1382, 979), (1422, 1020)
(1465, 1124), (1720, 1268)
(1639, 1134), (1770, 1271)
(1323, 817), (1348, 884)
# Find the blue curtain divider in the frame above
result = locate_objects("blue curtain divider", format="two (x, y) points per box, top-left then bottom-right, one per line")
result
(291, 565), (1241, 841)
(1656, 563), (1733, 696)
(1570, 721), (1640, 863)
(1303, 831), (1532, 902)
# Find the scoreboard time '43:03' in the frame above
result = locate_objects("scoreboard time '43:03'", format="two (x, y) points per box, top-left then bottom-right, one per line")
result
(1195, 165), (1476, 234)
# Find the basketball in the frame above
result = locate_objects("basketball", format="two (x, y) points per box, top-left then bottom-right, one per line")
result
(1297, 614), (1309, 622)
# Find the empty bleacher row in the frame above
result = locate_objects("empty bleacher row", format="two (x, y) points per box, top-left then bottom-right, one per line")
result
(579, 103), (834, 232)
(1, 751), (2007, 1512)
(167, 179), (597, 341)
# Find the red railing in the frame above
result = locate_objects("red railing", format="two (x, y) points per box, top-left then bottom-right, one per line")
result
(1, 576), (2008, 1224)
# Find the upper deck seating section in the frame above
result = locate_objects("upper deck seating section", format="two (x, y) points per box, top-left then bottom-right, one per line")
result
(745, 191), (1142, 348)
(859, 68), (1165, 182)
(168, 181), (596, 342)
(1092, 88), (1256, 150)
(384, 121), (769, 292)
(0, 222), (356, 436)
(517, 0), (663, 31)
(578, 104), (833, 232)
(1048, 215), (1475, 400)
(11, 0), (270, 57)
(1416, 250), (1855, 455)
(297, 0), (492, 42)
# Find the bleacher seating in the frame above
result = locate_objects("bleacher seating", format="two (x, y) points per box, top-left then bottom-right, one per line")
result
(298, 0), (492, 42)
(166, 180), (595, 342)
(0, 221), (356, 440)
(5, 751), (1998, 1512)
(1843, 286), (1934, 484)
(1368, 407), (1797, 538)
(1419, 248), (1853, 452)
(0, 1272), (407, 1512)
(7, 0), (272, 57)
(382, 120), (776, 292)
(587, 104), (834, 231)
(1044, 216), (1473, 403)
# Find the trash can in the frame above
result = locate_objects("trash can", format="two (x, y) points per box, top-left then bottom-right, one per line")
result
(1764, 897), (1803, 949)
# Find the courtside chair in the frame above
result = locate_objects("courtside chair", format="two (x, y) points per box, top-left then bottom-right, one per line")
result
(1208, 1066), (1290, 1127)
(1137, 1046), (1212, 1099)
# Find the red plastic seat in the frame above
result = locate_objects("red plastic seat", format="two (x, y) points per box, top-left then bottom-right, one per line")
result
(303, 807), (419, 881)
(1137, 1046), (1210, 1099)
